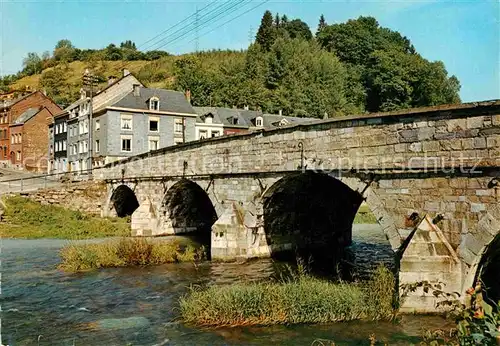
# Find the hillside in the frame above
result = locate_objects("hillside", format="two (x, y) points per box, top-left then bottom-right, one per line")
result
(2, 13), (461, 117)
(11, 60), (151, 92)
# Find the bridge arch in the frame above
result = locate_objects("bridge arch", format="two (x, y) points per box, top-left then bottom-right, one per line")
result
(109, 184), (140, 218)
(261, 171), (363, 267)
(160, 179), (218, 239)
(461, 210), (500, 304)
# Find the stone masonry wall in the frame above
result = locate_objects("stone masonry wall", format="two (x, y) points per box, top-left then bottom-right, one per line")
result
(24, 180), (107, 216)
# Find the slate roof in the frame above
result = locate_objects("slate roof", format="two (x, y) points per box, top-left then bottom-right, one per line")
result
(193, 106), (317, 129)
(13, 108), (40, 125)
(193, 107), (259, 128)
(112, 87), (196, 115)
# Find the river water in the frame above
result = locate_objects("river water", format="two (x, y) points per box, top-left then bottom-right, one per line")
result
(1, 225), (453, 345)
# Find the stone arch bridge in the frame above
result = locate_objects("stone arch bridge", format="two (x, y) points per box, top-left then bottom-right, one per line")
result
(93, 100), (500, 311)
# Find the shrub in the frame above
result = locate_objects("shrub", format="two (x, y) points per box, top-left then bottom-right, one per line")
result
(180, 265), (395, 327)
(58, 238), (206, 272)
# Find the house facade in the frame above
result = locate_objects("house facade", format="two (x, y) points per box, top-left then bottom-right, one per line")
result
(193, 107), (224, 140)
(50, 70), (143, 173)
(91, 85), (196, 166)
(0, 91), (60, 168)
(193, 107), (316, 137)
(52, 111), (69, 173)
(9, 107), (55, 172)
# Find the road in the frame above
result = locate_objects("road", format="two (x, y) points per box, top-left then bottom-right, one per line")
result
(0, 168), (62, 194)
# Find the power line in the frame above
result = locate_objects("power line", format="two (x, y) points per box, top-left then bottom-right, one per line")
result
(142, 0), (238, 52)
(195, 5), (200, 52)
(185, 0), (269, 47)
(150, 0), (250, 52)
(137, 0), (216, 50)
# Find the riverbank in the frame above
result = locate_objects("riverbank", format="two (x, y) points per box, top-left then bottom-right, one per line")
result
(180, 266), (396, 327)
(59, 237), (207, 272)
(0, 196), (130, 239)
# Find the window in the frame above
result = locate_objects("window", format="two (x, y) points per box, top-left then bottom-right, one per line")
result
(83, 119), (89, 134)
(3, 147), (6, 158)
(18, 134), (22, 144)
(79, 122), (84, 134)
(174, 118), (183, 134)
(121, 115), (133, 130)
(174, 138), (184, 145)
(149, 117), (159, 132)
(211, 131), (220, 138)
(232, 117), (238, 125)
(95, 119), (100, 131)
(10, 135), (14, 144)
(79, 142), (83, 154)
(199, 130), (207, 139)
(62, 140), (67, 151)
(95, 140), (100, 153)
(16, 151), (21, 161)
(149, 97), (160, 111)
(121, 136), (132, 152)
(63, 122), (67, 132)
(148, 136), (159, 151)
(83, 141), (88, 153)
(255, 116), (263, 127)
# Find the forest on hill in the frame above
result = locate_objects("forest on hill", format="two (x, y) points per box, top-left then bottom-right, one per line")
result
(1, 12), (461, 117)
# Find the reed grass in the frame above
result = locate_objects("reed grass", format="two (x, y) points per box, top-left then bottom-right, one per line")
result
(58, 238), (206, 272)
(180, 265), (395, 327)
(0, 196), (130, 239)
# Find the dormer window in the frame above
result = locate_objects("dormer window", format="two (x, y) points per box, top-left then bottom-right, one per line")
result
(149, 97), (160, 111)
(279, 118), (289, 127)
(231, 117), (238, 125)
(255, 116), (263, 127)
(204, 113), (214, 124)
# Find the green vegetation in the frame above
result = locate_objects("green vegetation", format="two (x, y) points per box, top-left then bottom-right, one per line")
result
(0, 196), (130, 239)
(353, 204), (377, 224)
(180, 265), (395, 327)
(58, 238), (206, 272)
(3, 12), (460, 115)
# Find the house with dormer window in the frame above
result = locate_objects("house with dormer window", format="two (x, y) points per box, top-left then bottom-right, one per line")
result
(89, 84), (196, 166)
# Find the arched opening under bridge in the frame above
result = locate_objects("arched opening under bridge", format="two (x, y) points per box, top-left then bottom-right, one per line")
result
(262, 171), (364, 273)
(162, 179), (217, 255)
(476, 233), (500, 306)
(110, 185), (139, 218)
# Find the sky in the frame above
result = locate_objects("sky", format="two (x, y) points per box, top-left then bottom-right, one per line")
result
(0, 0), (498, 102)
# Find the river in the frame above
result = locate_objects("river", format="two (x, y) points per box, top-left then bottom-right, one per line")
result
(1, 225), (453, 345)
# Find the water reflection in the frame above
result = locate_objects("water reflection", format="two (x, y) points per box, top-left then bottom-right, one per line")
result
(1, 225), (452, 345)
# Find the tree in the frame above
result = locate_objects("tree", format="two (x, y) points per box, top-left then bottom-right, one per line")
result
(274, 13), (281, 28)
(256, 10), (276, 51)
(22, 52), (42, 76)
(120, 40), (137, 50)
(55, 39), (74, 50)
(317, 14), (327, 36)
(284, 19), (312, 40)
(104, 44), (123, 61)
(54, 39), (75, 62)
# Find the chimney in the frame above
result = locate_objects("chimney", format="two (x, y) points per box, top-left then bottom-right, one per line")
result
(279, 109), (282, 116)
(185, 89), (191, 104)
(108, 76), (117, 86)
(133, 84), (141, 97)
(244, 105), (249, 110)
(123, 69), (130, 77)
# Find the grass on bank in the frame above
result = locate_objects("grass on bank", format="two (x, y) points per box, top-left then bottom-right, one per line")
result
(0, 196), (130, 239)
(180, 265), (395, 327)
(353, 204), (377, 224)
(59, 238), (206, 272)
